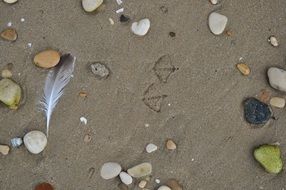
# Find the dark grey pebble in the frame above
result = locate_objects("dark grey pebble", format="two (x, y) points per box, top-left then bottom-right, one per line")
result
(244, 98), (272, 125)
(120, 14), (130, 23)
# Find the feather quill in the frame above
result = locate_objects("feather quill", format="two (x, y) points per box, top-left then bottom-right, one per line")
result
(40, 54), (75, 136)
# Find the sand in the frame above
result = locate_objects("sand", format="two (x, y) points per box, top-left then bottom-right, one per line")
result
(1, 0), (286, 189)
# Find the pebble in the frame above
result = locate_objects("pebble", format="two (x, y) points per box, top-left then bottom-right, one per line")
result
(209, 0), (218, 5)
(157, 186), (171, 190)
(11, 137), (23, 148)
(254, 144), (283, 174)
(138, 180), (147, 188)
(236, 63), (250, 76)
(155, 178), (161, 184)
(82, 0), (103, 12)
(34, 50), (61, 69)
(90, 62), (110, 79)
(119, 172), (133, 185)
(127, 162), (152, 178)
(258, 89), (271, 104)
(120, 14), (130, 23)
(84, 134), (92, 143)
(80, 116), (87, 125)
(268, 36), (279, 47)
(166, 139), (177, 150)
(270, 97), (285, 108)
(23, 131), (47, 154)
(1, 69), (12, 78)
(34, 182), (54, 190)
(268, 67), (286, 92)
(131, 18), (151, 36)
(0, 145), (10, 155)
(3, 0), (17, 4)
(0, 78), (21, 110)
(100, 162), (122, 179)
(1, 28), (17, 41)
(244, 98), (272, 125)
(146, 143), (158, 153)
(166, 179), (183, 190)
(79, 91), (88, 98)
(208, 12), (228, 35)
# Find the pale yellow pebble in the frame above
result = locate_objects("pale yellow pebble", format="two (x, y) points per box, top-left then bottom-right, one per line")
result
(236, 63), (250, 76)
(166, 139), (177, 150)
(138, 180), (147, 188)
(270, 97), (285, 108)
(0, 145), (10, 155)
(1, 69), (12, 78)
(1, 28), (17, 41)
(34, 50), (61, 69)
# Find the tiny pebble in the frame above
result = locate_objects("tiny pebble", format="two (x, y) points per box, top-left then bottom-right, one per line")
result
(120, 14), (130, 23)
(0, 145), (10, 155)
(109, 18), (114, 25)
(20, 18), (25, 22)
(138, 180), (147, 188)
(1, 69), (12, 78)
(100, 162), (122, 179)
(116, 8), (124, 13)
(155, 178), (161, 184)
(208, 12), (228, 35)
(268, 36), (279, 47)
(27, 43), (32, 47)
(7, 22), (12, 27)
(236, 63), (250, 76)
(116, 0), (122, 5)
(131, 18), (151, 36)
(84, 134), (92, 143)
(146, 143), (158, 153)
(1, 28), (18, 42)
(80, 117), (88, 125)
(33, 50), (61, 68)
(157, 186), (171, 190)
(270, 97), (285, 108)
(169, 32), (176, 37)
(119, 172), (133, 185)
(79, 91), (88, 98)
(209, 0), (218, 5)
(10, 137), (23, 148)
(166, 179), (183, 190)
(166, 139), (177, 150)
(34, 182), (54, 190)
(3, 0), (17, 4)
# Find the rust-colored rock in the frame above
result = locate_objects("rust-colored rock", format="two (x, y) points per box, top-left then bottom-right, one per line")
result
(34, 182), (54, 190)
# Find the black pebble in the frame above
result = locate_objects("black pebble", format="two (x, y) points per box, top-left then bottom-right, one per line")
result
(169, 32), (176, 37)
(244, 98), (272, 125)
(120, 14), (130, 23)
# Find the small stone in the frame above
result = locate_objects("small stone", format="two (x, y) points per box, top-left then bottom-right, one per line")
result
(127, 162), (152, 178)
(268, 67), (286, 92)
(244, 98), (272, 125)
(169, 32), (176, 37)
(109, 18), (114, 25)
(84, 134), (92, 143)
(268, 36), (279, 47)
(100, 162), (122, 179)
(138, 180), (147, 188)
(146, 143), (158, 153)
(79, 91), (88, 98)
(34, 182), (54, 190)
(0, 145), (10, 155)
(3, 0), (17, 4)
(270, 97), (285, 108)
(119, 172), (133, 185)
(155, 178), (161, 184)
(236, 63), (250, 76)
(225, 30), (233, 36)
(0, 78), (21, 109)
(90, 62), (110, 79)
(10, 137), (23, 148)
(254, 144), (283, 174)
(34, 50), (61, 69)
(1, 69), (12, 78)
(24, 131), (47, 154)
(131, 18), (151, 36)
(166, 179), (183, 190)
(82, 0), (103, 12)
(120, 14), (130, 23)
(118, 183), (129, 190)
(258, 89), (271, 104)
(209, 0), (218, 5)
(1, 28), (17, 41)
(166, 139), (177, 150)
(157, 186), (171, 190)
(208, 12), (228, 35)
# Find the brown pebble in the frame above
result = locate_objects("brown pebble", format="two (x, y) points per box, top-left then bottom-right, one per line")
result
(84, 134), (92, 143)
(34, 182), (54, 190)
(166, 139), (177, 150)
(258, 89), (271, 104)
(1, 28), (17, 42)
(118, 183), (129, 190)
(0, 145), (10, 155)
(236, 63), (250, 76)
(225, 30), (233, 36)
(166, 179), (183, 190)
(1, 69), (12, 78)
(34, 50), (61, 69)
(79, 91), (88, 98)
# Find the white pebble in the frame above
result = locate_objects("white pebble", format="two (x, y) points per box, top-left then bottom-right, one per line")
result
(268, 67), (286, 92)
(23, 131), (47, 154)
(109, 18), (114, 25)
(131, 18), (151, 36)
(268, 36), (279, 47)
(100, 162), (122, 179)
(82, 0), (103, 12)
(7, 22), (12, 27)
(270, 97), (285, 108)
(20, 18), (25, 22)
(155, 178), (161, 184)
(119, 172), (133, 185)
(208, 12), (228, 35)
(209, 0), (218, 5)
(80, 116), (87, 125)
(3, 0), (17, 4)
(146, 143), (158, 153)
(157, 186), (171, 190)
(116, 0), (122, 5)
(27, 43), (32, 47)
(116, 8), (124, 13)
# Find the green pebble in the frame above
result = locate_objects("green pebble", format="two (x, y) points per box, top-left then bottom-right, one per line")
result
(0, 78), (21, 109)
(254, 144), (283, 174)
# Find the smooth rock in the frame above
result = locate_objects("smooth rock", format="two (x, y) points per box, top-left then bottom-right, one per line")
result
(23, 131), (47, 154)
(3, 0), (17, 3)
(0, 145), (10, 155)
(236, 63), (250, 76)
(209, 0), (218, 5)
(166, 139), (177, 150)
(208, 12), (228, 35)
(157, 186), (171, 190)
(270, 97), (285, 108)
(268, 67), (286, 92)
(34, 182), (54, 190)
(166, 179), (183, 190)
(244, 98), (272, 125)
(131, 18), (151, 36)
(1, 28), (17, 41)
(90, 62), (110, 79)
(127, 162), (152, 178)
(138, 180), (147, 188)
(0, 78), (21, 109)
(34, 50), (61, 69)
(1, 69), (12, 78)
(119, 172), (133, 185)
(120, 14), (130, 23)
(254, 144), (283, 174)
(82, 0), (103, 12)
(146, 143), (158, 153)
(100, 162), (122, 179)
(268, 36), (279, 47)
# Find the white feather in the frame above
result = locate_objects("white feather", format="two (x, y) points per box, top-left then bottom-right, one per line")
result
(40, 54), (75, 136)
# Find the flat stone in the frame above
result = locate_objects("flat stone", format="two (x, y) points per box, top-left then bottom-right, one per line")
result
(131, 18), (151, 36)
(0, 78), (21, 110)
(270, 97), (285, 108)
(127, 162), (152, 178)
(268, 67), (286, 92)
(236, 63), (250, 76)
(157, 186), (171, 190)
(166, 179), (183, 190)
(166, 139), (177, 150)
(0, 145), (10, 155)
(208, 12), (228, 35)
(34, 50), (61, 69)
(119, 172), (133, 185)
(244, 98), (272, 125)
(146, 143), (158, 153)
(82, 0), (103, 12)
(24, 131), (47, 154)
(1, 28), (17, 41)
(100, 162), (122, 179)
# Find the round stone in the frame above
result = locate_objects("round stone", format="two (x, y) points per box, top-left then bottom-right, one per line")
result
(1, 28), (17, 41)
(146, 143), (158, 153)
(23, 131), (47, 154)
(119, 171), (133, 185)
(100, 162), (122, 179)
(138, 180), (147, 188)
(34, 50), (61, 69)
(0, 145), (10, 155)
(268, 67), (286, 92)
(244, 98), (272, 125)
(166, 139), (177, 150)
(82, 0), (103, 12)
(208, 12), (228, 35)
(34, 182), (54, 190)
(157, 186), (171, 190)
